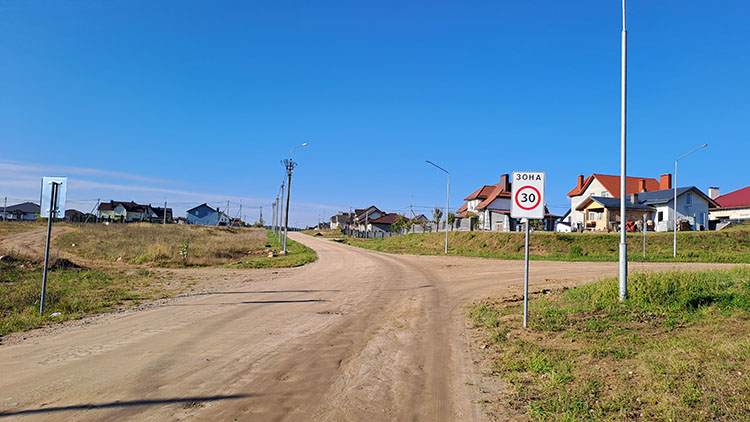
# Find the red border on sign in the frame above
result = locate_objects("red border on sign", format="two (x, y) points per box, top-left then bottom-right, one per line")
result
(515, 186), (541, 211)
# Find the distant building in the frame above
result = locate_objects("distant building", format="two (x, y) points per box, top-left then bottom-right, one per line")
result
(710, 186), (750, 226)
(186, 203), (232, 226)
(150, 206), (174, 223)
(2, 202), (40, 221)
(97, 201), (154, 222)
(329, 212), (354, 230)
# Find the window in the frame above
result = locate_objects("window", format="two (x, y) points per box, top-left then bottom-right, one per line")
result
(601, 192), (610, 198)
(685, 193), (692, 205)
(658, 211), (663, 222)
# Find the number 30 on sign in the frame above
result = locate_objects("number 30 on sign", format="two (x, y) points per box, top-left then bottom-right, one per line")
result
(510, 172), (545, 220)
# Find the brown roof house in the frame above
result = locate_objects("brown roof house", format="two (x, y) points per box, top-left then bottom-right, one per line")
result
(456, 174), (557, 232)
(97, 201), (155, 222)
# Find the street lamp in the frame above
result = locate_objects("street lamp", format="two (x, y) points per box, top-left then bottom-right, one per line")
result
(283, 142), (308, 255)
(425, 160), (450, 254)
(618, 0), (628, 301)
(673, 143), (707, 257)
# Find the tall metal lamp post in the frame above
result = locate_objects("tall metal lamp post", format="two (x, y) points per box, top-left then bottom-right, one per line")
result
(283, 142), (308, 255)
(425, 160), (450, 254)
(618, 0), (628, 301)
(673, 143), (707, 257)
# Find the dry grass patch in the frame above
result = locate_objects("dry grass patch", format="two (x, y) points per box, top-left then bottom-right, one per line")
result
(0, 221), (42, 239)
(56, 224), (270, 266)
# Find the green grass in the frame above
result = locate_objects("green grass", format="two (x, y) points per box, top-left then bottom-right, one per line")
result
(341, 223), (750, 263)
(0, 259), (171, 336)
(231, 231), (317, 269)
(469, 266), (750, 421)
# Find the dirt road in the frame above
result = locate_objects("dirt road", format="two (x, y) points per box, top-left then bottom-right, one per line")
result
(0, 233), (731, 421)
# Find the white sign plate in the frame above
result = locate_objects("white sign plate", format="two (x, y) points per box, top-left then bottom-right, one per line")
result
(511, 171), (545, 220)
(40, 177), (68, 218)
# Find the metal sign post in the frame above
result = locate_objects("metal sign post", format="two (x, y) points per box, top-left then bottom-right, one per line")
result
(642, 213), (647, 259)
(39, 177), (67, 316)
(511, 172), (545, 329)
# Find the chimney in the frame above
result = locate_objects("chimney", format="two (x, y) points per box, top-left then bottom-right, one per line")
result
(500, 174), (510, 191)
(577, 174), (584, 189)
(630, 193), (638, 204)
(708, 187), (720, 199)
(660, 173), (672, 190)
(639, 179), (647, 192)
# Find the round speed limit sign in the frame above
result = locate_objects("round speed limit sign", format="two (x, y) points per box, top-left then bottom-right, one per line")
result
(510, 172), (545, 219)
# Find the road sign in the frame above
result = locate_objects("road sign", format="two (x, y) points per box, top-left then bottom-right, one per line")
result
(40, 177), (68, 218)
(510, 172), (545, 220)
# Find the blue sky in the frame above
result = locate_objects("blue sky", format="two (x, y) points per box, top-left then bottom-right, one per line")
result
(1, 1), (748, 226)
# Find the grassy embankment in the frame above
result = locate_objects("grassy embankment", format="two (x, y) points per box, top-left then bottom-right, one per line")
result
(341, 224), (750, 263)
(56, 223), (316, 268)
(468, 267), (750, 421)
(1, 224), (316, 336)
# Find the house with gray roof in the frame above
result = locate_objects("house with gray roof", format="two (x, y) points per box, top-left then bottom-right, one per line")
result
(2, 202), (40, 221)
(576, 187), (717, 232)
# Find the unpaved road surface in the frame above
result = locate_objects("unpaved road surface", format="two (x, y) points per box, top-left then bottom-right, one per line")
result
(0, 233), (733, 421)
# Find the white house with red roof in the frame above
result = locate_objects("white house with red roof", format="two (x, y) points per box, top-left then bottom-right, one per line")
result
(709, 186), (750, 225)
(567, 173), (671, 231)
(352, 206), (382, 231)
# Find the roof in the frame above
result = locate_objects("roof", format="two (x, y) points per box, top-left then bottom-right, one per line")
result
(98, 201), (148, 213)
(6, 202), (40, 214)
(369, 213), (401, 225)
(151, 207), (173, 218)
(186, 203), (216, 213)
(636, 187), (718, 208)
(476, 183), (511, 210)
(576, 196), (653, 211)
(464, 185), (497, 201)
(455, 204), (467, 214)
(567, 174), (661, 198)
(354, 206), (380, 219)
(715, 186), (750, 209)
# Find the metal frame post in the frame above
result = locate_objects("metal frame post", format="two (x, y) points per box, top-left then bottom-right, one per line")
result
(643, 213), (647, 259)
(523, 218), (530, 328)
(40, 182), (59, 316)
(425, 160), (450, 253)
(673, 144), (707, 257)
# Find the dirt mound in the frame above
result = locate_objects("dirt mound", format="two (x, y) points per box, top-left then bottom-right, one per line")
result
(49, 258), (84, 270)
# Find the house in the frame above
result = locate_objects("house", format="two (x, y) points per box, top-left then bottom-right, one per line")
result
(368, 213), (402, 232)
(186, 203), (232, 226)
(2, 202), (40, 220)
(576, 196), (653, 232)
(352, 206), (382, 231)
(329, 212), (354, 230)
(411, 214), (429, 224)
(575, 187), (717, 232)
(710, 186), (750, 226)
(567, 173), (670, 231)
(455, 174), (558, 231)
(97, 201), (153, 222)
(636, 187), (717, 232)
(150, 206), (174, 224)
(555, 209), (572, 233)
(64, 209), (88, 223)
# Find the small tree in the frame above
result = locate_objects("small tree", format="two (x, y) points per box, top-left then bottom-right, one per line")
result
(447, 212), (456, 231)
(432, 206), (443, 229)
(391, 214), (409, 234)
